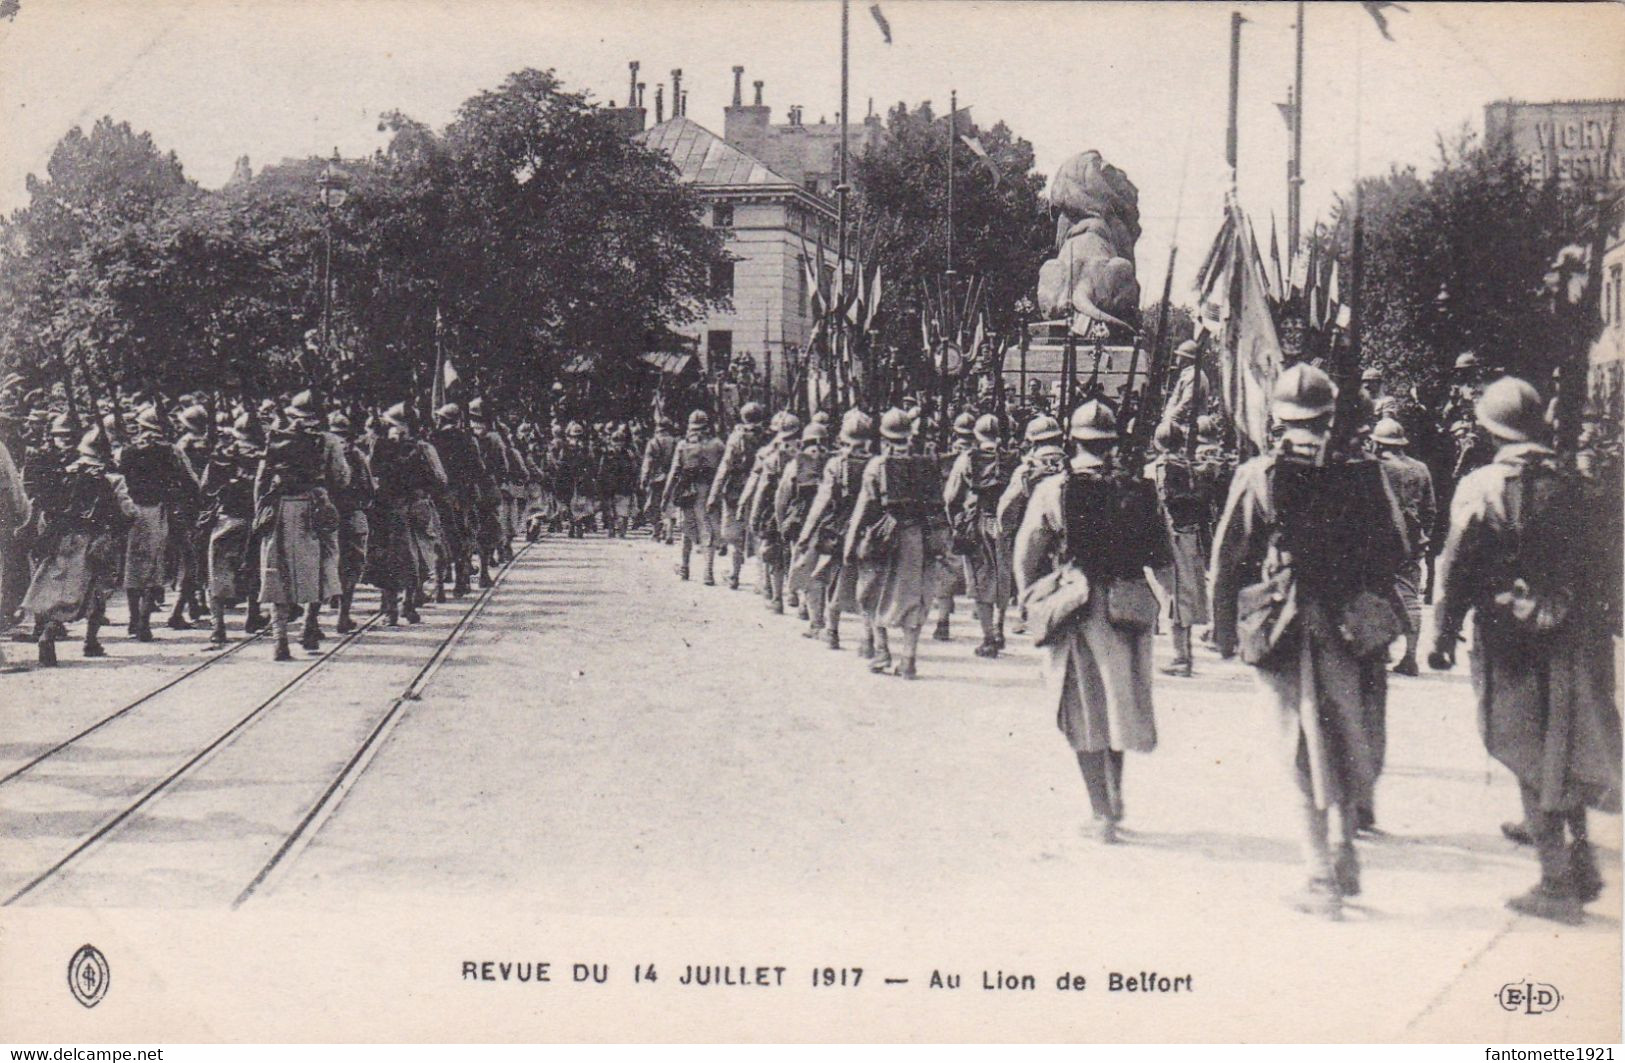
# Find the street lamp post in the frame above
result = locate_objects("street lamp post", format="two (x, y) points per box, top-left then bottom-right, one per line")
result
(316, 148), (350, 378)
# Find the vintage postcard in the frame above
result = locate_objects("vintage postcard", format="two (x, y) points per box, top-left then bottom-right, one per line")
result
(0, 0), (1620, 1045)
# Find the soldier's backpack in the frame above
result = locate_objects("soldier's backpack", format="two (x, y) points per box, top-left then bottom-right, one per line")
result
(1480, 458), (1582, 645)
(671, 440), (714, 503)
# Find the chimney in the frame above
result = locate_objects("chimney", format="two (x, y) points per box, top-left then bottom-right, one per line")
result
(628, 61), (639, 109)
(671, 68), (682, 119)
(655, 84), (664, 123)
(732, 66), (744, 107)
(636, 81), (645, 108)
(753, 80), (764, 106)
(680, 90), (689, 117)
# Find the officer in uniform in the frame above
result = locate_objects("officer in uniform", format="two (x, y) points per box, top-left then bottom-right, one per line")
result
(1371, 416), (1435, 676)
(430, 403), (489, 597)
(744, 411), (802, 611)
(844, 408), (947, 680)
(662, 410), (724, 583)
(709, 402), (768, 591)
(1151, 421), (1212, 677)
(797, 410), (875, 653)
(1431, 377), (1621, 925)
(1014, 400), (1170, 844)
(944, 412), (1015, 657)
(328, 410), (375, 634)
(1210, 364), (1408, 918)
(166, 404), (212, 629)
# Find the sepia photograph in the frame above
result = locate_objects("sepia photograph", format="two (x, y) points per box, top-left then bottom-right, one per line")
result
(0, 0), (1620, 1046)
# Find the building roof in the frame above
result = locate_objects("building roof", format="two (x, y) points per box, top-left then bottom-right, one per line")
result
(637, 116), (794, 188)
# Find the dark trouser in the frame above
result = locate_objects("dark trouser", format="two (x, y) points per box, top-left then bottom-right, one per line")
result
(1076, 750), (1124, 820)
(1519, 781), (1587, 883)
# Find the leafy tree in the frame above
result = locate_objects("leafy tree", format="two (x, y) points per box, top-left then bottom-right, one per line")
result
(853, 102), (1050, 371)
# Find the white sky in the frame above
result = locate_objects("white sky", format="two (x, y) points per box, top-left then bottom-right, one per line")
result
(1, 0), (1622, 296)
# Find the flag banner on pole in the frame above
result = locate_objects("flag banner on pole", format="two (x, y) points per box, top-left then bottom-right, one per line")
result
(869, 3), (892, 43)
(1224, 209), (1285, 452)
(847, 261), (865, 325)
(1289, 234), (1309, 298)
(960, 134), (1001, 187)
(1193, 202), (1238, 338)
(865, 262), (883, 331)
(1359, 0), (1406, 41)
(1267, 213), (1285, 303)
(443, 357), (460, 392)
(1326, 260), (1343, 331)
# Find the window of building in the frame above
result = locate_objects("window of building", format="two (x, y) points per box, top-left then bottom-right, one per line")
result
(804, 177), (820, 194)
(711, 203), (734, 229)
(710, 259), (735, 299)
(707, 330), (733, 370)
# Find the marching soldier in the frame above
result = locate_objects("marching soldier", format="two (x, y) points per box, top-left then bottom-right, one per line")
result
(23, 423), (136, 665)
(597, 425), (640, 538)
(797, 410), (875, 653)
(640, 414), (678, 543)
(844, 408), (947, 679)
(1013, 400), (1170, 844)
(199, 412), (263, 646)
(557, 421), (597, 539)
(931, 411), (978, 642)
(118, 405), (200, 642)
(662, 410), (723, 583)
(430, 403), (488, 597)
(328, 410), (375, 634)
(367, 403), (438, 625)
(1210, 364), (1408, 918)
(709, 401), (768, 590)
(1430, 377), (1621, 924)
(1151, 422), (1212, 678)
(468, 399), (510, 565)
(997, 414), (1068, 638)
(744, 411), (801, 611)
(254, 393), (346, 660)
(1370, 416), (1435, 676)
(1441, 351), (1494, 483)
(166, 403), (212, 630)
(944, 412), (1015, 657)
(779, 420), (832, 637)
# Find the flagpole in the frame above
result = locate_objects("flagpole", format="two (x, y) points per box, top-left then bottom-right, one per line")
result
(1227, 11), (1243, 175)
(1289, 0), (1304, 253)
(837, 0), (851, 410)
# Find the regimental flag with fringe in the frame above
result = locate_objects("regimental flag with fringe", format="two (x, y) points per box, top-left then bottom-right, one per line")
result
(1192, 194), (1284, 454)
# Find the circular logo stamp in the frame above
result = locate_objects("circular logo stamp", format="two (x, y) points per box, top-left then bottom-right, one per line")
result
(67, 944), (109, 1009)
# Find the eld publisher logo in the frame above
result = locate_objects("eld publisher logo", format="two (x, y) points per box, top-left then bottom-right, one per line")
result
(1498, 981), (1561, 1014)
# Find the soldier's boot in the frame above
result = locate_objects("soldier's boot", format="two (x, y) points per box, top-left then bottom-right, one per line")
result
(435, 569), (448, 604)
(678, 540), (692, 581)
(867, 627), (892, 673)
(931, 610), (952, 642)
(702, 547), (716, 587)
(1076, 752), (1121, 844)
(208, 593), (230, 648)
(336, 586), (357, 635)
(993, 606), (1006, 650)
(134, 592), (155, 642)
(479, 552), (495, 589)
(82, 614), (106, 658)
(893, 626), (921, 679)
(1333, 843), (1361, 897)
(1570, 839), (1603, 904)
(1285, 877), (1343, 920)
(1393, 624), (1421, 676)
(126, 591), (142, 636)
(973, 603), (999, 658)
(856, 620), (874, 660)
(382, 590), (400, 627)
(245, 596), (266, 634)
(728, 551), (743, 590)
(167, 580), (194, 630)
(802, 589), (826, 638)
(1161, 625), (1193, 677)
(272, 607), (293, 662)
(403, 591), (423, 624)
(453, 558), (471, 598)
(36, 626), (57, 667)
(301, 605), (323, 652)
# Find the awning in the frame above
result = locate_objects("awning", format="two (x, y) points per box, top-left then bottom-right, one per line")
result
(639, 351), (695, 375)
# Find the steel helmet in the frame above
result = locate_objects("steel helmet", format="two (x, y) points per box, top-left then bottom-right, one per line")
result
(1475, 376), (1544, 443)
(839, 409), (875, 443)
(801, 422), (829, 444)
(1023, 415), (1062, 444)
(1360, 367), (1383, 384)
(1271, 363), (1336, 422)
(688, 409), (710, 429)
(739, 402), (766, 426)
(1068, 400), (1118, 442)
(952, 411), (977, 436)
(880, 407), (913, 442)
(1371, 416), (1409, 447)
(973, 413), (1001, 444)
(777, 411), (802, 437)
(1454, 351), (1480, 371)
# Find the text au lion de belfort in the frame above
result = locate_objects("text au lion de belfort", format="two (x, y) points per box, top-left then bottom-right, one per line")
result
(460, 961), (1193, 994)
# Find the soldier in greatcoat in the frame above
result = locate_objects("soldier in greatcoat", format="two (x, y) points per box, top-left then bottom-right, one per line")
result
(640, 414), (678, 544)
(1151, 422), (1212, 677)
(118, 405), (200, 642)
(796, 410), (874, 653)
(779, 420), (831, 637)
(1210, 364), (1408, 918)
(1013, 401), (1170, 844)
(662, 410), (723, 583)
(430, 403), (489, 597)
(366, 403), (443, 625)
(597, 425), (640, 538)
(1431, 377), (1621, 925)
(556, 422), (597, 539)
(199, 412), (262, 646)
(327, 411), (375, 633)
(23, 423), (135, 665)
(744, 411), (801, 611)
(1371, 416), (1435, 676)
(944, 412), (1015, 657)
(708, 402), (768, 590)
(254, 393), (347, 660)
(843, 408), (947, 679)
